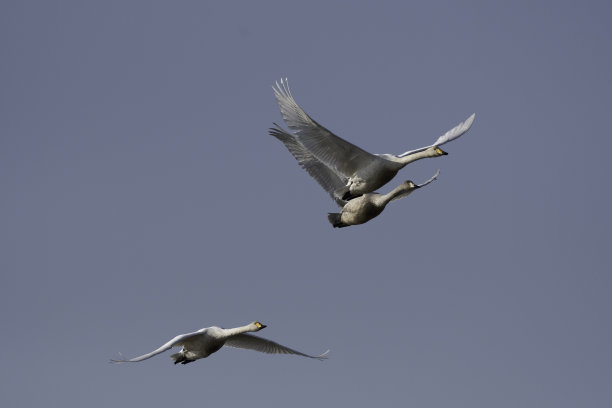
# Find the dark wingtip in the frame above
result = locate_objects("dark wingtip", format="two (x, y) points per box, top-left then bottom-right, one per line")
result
(327, 213), (347, 228)
(341, 192), (362, 201)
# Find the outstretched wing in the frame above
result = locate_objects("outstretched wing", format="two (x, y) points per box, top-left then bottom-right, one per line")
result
(273, 78), (385, 178)
(397, 113), (475, 157)
(269, 124), (347, 207)
(224, 333), (329, 360)
(110, 331), (203, 363)
(415, 169), (441, 188)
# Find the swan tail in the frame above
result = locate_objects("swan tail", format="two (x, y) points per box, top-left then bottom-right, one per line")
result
(327, 213), (347, 228)
(171, 352), (195, 365)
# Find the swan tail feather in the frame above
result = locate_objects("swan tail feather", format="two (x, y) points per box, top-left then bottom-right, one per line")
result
(327, 213), (347, 228)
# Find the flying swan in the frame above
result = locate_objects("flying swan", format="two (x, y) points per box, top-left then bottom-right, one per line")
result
(110, 321), (329, 365)
(272, 78), (474, 201)
(327, 170), (440, 228)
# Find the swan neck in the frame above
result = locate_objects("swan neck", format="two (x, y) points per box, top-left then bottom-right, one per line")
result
(398, 148), (436, 165)
(222, 324), (254, 337)
(381, 184), (411, 204)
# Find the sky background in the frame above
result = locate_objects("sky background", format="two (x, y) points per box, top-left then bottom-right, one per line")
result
(2, 1), (611, 407)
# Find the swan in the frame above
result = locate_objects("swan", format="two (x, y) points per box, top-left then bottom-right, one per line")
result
(328, 170), (440, 228)
(272, 78), (474, 200)
(110, 321), (329, 365)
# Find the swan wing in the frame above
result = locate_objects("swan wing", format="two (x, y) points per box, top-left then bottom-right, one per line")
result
(224, 333), (329, 360)
(110, 330), (203, 363)
(397, 113), (475, 157)
(273, 78), (385, 178)
(416, 169), (440, 188)
(269, 124), (347, 207)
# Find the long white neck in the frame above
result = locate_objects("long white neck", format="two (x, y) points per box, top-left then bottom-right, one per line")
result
(390, 146), (440, 166)
(222, 323), (258, 337)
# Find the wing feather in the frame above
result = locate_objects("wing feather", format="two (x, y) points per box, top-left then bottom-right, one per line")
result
(415, 169), (440, 188)
(110, 331), (203, 363)
(273, 78), (384, 178)
(224, 333), (329, 360)
(269, 124), (347, 207)
(397, 113), (475, 157)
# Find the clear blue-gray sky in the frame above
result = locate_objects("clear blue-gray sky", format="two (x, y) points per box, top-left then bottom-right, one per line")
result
(2, 1), (611, 407)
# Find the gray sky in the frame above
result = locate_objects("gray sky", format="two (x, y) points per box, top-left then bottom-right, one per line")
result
(2, 1), (611, 407)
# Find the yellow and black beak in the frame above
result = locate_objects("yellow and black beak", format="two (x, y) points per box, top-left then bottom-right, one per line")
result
(435, 146), (448, 156)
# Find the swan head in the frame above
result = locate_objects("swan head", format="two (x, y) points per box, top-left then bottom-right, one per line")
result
(252, 321), (267, 331)
(433, 146), (448, 156)
(401, 180), (418, 189)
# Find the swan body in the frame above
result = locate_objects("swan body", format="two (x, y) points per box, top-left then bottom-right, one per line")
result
(328, 170), (440, 228)
(110, 321), (329, 365)
(272, 78), (474, 200)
